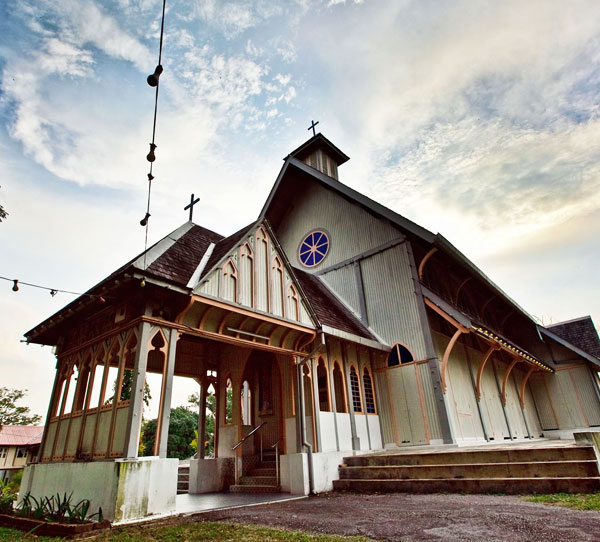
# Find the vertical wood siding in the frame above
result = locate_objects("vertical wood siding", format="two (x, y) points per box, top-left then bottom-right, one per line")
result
(570, 367), (600, 426)
(197, 225), (313, 326)
(529, 374), (558, 430)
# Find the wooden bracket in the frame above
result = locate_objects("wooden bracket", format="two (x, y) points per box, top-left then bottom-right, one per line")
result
(501, 358), (519, 406)
(519, 366), (536, 408)
(475, 345), (499, 401)
(418, 247), (438, 281)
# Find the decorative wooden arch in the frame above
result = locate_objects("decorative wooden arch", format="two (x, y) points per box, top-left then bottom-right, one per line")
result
(475, 345), (500, 401)
(418, 247), (438, 281)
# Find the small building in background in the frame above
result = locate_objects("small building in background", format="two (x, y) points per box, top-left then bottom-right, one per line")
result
(0, 425), (43, 482)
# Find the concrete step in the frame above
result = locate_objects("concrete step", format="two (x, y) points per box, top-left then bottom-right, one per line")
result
(333, 477), (600, 494)
(239, 476), (278, 486)
(177, 464), (190, 494)
(250, 467), (277, 477)
(230, 484), (281, 494)
(338, 460), (599, 480)
(343, 446), (596, 467)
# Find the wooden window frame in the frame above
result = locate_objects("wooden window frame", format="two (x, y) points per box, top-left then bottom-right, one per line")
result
(349, 364), (363, 414)
(362, 366), (377, 414)
(332, 360), (348, 414)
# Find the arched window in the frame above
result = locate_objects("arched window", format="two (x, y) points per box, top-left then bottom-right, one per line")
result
(349, 365), (362, 413)
(225, 378), (233, 424)
(387, 343), (415, 366)
(317, 358), (330, 412)
(362, 368), (376, 414)
(332, 361), (347, 413)
(222, 260), (238, 303)
(241, 380), (251, 425)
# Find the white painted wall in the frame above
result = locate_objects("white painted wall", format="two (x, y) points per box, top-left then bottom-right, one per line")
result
(318, 412), (338, 452)
(19, 457), (177, 523)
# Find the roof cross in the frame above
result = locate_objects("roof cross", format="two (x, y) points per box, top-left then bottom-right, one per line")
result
(184, 193), (200, 221)
(308, 120), (319, 137)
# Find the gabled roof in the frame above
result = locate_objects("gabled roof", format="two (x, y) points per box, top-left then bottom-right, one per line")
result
(546, 316), (600, 361)
(0, 425), (44, 446)
(260, 153), (540, 328)
(286, 133), (350, 166)
(145, 224), (224, 286)
(294, 268), (376, 341)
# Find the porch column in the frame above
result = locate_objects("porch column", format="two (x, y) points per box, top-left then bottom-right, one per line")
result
(196, 378), (207, 459)
(158, 328), (179, 458)
(123, 322), (152, 458)
(37, 361), (61, 462)
(342, 344), (360, 451)
(310, 357), (322, 453)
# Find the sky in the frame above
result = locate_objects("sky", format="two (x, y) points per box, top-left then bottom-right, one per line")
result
(0, 0), (599, 420)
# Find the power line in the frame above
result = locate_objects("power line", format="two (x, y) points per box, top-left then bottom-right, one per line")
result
(0, 275), (109, 301)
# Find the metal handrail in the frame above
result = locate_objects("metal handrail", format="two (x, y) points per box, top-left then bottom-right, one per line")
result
(270, 438), (282, 449)
(232, 421), (266, 451)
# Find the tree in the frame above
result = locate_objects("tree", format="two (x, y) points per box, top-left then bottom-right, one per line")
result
(0, 185), (7, 222)
(105, 370), (151, 406)
(188, 391), (217, 458)
(0, 388), (42, 428)
(141, 406), (198, 460)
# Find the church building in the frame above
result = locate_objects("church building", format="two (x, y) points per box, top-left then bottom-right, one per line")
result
(20, 134), (600, 522)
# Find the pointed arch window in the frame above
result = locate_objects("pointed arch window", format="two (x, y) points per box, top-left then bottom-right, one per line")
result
(332, 361), (347, 413)
(362, 368), (376, 414)
(225, 377), (233, 425)
(222, 260), (238, 303)
(317, 358), (330, 412)
(240, 242), (254, 307)
(387, 343), (415, 366)
(349, 365), (362, 413)
(287, 284), (300, 321)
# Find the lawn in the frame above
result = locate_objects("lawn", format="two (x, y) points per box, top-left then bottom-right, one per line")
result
(525, 492), (600, 511)
(0, 521), (370, 542)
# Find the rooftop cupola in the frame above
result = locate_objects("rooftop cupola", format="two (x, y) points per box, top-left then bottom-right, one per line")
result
(287, 133), (350, 180)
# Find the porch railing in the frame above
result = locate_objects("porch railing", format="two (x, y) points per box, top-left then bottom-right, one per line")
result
(232, 422), (267, 485)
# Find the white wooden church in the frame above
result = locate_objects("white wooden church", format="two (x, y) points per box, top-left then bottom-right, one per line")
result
(20, 134), (600, 521)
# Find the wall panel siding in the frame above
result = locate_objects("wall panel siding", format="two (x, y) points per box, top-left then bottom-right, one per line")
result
(502, 367), (528, 438)
(467, 349), (509, 441)
(275, 178), (400, 272)
(361, 245), (427, 360)
(321, 266), (361, 317)
(529, 374), (558, 430)
(570, 367), (600, 427)
(374, 371), (395, 445)
(418, 362), (442, 441)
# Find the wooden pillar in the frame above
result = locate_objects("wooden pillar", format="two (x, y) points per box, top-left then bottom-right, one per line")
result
(197, 379), (207, 459)
(123, 322), (152, 459)
(310, 357), (322, 453)
(37, 362), (62, 462)
(342, 343), (360, 451)
(157, 328), (179, 458)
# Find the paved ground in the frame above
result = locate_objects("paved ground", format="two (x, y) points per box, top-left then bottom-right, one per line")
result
(197, 492), (600, 541)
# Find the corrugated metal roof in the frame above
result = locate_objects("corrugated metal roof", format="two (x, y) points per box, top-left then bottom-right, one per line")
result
(0, 425), (44, 446)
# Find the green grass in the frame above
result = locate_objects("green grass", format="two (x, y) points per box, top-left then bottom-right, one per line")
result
(0, 521), (369, 541)
(525, 492), (600, 511)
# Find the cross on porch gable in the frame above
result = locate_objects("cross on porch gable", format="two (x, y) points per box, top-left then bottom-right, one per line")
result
(184, 193), (200, 221)
(308, 120), (319, 136)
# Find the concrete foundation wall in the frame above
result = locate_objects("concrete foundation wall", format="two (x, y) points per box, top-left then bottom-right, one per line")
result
(19, 457), (177, 523)
(189, 457), (234, 493)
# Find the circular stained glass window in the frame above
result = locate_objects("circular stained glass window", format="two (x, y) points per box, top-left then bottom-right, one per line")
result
(299, 230), (330, 268)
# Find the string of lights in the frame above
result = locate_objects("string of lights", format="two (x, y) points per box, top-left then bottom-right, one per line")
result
(0, 275), (108, 301)
(140, 0), (167, 287)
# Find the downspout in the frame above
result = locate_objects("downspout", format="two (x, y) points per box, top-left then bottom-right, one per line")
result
(295, 331), (326, 495)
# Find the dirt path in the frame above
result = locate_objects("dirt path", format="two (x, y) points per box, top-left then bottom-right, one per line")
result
(199, 492), (600, 541)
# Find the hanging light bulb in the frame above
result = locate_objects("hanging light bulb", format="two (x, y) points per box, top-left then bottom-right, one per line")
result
(99, 296), (106, 303)
(147, 143), (157, 162)
(147, 65), (163, 87)
(50, 289), (57, 297)
(12, 280), (19, 292)
(140, 278), (146, 288)
(147, 173), (154, 181)
(140, 212), (150, 227)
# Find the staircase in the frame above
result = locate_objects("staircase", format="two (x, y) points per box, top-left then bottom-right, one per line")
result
(230, 449), (281, 494)
(333, 444), (600, 494)
(177, 463), (190, 495)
